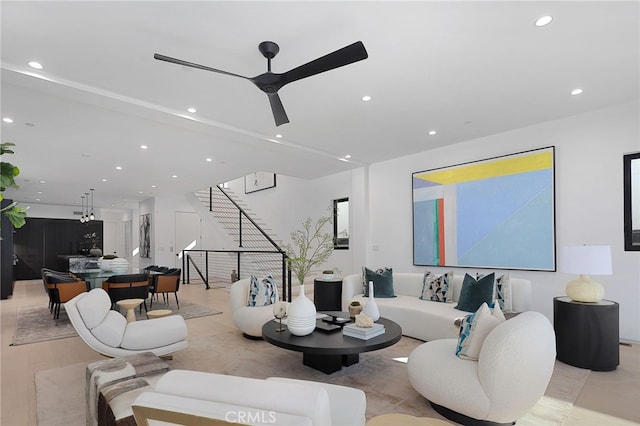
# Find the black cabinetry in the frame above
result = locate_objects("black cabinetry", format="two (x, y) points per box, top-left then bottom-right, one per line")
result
(14, 218), (103, 279)
(1, 199), (15, 299)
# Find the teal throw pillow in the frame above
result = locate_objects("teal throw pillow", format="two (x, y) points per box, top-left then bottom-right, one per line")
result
(455, 273), (495, 312)
(362, 266), (396, 298)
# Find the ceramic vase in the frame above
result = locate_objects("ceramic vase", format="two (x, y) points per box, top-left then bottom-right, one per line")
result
(287, 284), (317, 336)
(362, 281), (380, 321)
(110, 257), (129, 273)
(99, 257), (114, 271)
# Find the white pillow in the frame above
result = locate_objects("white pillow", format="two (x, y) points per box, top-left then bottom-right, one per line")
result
(455, 302), (505, 361)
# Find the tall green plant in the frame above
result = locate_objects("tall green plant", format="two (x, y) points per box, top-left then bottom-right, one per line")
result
(284, 212), (334, 286)
(1, 142), (28, 229)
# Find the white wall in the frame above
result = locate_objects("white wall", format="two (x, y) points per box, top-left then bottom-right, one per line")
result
(367, 100), (640, 341)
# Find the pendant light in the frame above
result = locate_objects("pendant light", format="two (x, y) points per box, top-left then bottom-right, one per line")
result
(89, 188), (95, 221)
(84, 192), (90, 222)
(80, 195), (86, 223)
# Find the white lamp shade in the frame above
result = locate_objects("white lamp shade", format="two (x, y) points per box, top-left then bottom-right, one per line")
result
(560, 245), (613, 275)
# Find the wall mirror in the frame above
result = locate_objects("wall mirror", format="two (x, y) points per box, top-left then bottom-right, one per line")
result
(624, 152), (640, 251)
(333, 198), (349, 249)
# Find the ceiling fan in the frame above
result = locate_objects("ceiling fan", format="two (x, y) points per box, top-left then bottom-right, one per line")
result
(154, 41), (368, 126)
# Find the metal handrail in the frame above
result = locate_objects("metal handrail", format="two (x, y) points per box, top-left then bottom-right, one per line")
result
(181, 248), (291, 301)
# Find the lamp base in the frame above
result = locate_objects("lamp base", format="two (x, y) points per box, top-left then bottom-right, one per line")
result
(566, 275), (604, 303)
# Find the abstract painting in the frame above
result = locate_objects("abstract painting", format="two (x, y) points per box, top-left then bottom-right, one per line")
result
(412, 146), (555, 271)
(140, 213), (151, 258)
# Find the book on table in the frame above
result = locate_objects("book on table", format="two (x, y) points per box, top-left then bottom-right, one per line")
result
(343, 323), (385, 340)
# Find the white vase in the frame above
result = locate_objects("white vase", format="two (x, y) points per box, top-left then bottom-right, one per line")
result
(362, 281), (380, 321)
(99, 257), (114, 271)
(110, 258), (129, 273)
(287, 284), (317, 336)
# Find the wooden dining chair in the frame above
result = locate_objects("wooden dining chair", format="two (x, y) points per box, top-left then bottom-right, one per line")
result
(149, 268), (181, 309)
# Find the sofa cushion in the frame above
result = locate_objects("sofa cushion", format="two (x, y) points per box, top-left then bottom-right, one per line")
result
(76, 288), (112, 329)
(363, 267), (396, 298)
(456, 273), (495, 312)
(121, 315), (188, 350)
(91, 310), (127, 347)
(456, 302), (505, 360)
(420, 271), (454, 302)
(247, 275), (278, 307)
(154, 370), (332, 426)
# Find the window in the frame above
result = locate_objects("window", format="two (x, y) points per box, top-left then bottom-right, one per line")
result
(333, 198), (349, 249)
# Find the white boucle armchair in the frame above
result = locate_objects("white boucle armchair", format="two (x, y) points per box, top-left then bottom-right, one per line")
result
(230, 278), (280, 338)
(65, 288), (188, 357)
(407, 311), (556, 425)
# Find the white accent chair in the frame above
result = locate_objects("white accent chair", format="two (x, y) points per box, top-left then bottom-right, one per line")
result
(407, 311), (556, 425)
(65, 288), (188, 357)
(230, 278), (280, 338)
(131, 370), (367, 426)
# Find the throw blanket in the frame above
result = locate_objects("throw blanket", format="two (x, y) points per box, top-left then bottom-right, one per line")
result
(86, 352), (170, 426)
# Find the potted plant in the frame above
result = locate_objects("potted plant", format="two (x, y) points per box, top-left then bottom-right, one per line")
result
(1, 142), (28, 231)
(283, 212), (334, 287)
(322, 269), (335, 280)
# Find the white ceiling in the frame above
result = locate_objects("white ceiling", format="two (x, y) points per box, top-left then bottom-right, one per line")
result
(1, 1), (638, 210)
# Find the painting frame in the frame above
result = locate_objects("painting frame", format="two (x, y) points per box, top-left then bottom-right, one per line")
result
(140, 213), (151, 259)
(244, 172), (277, 194)
(412, 146), (556, 271)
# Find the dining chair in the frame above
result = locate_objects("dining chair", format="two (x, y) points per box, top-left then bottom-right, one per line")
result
(149, 268), (181, 309)
(103, 273), (151, 314)
(43, 271), (90, 319)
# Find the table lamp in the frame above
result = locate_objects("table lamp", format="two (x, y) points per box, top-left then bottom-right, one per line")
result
(560, 245), (612, 303)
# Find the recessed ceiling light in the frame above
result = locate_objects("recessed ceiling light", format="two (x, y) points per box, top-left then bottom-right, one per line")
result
(362, 95), (372, 102)
(428, 130), (437, 136)
(206, 157), (213, 162)
(101, 178), (108, 182)
(535, 16), (553, 27)
(116, 166), (122, 170)
(187, 107), (197, 113)
(2, 117), (14, 123)
(172, 174), (178, 178)
(140, 145), (148, 150)
(138, 191), (144, 194)
(35, 198), (40, 201)
(37, 191), (42, 194)
(28, 61), (43, 70)
(275, 134), (283, 138)
(39, 180), (46, 184)
(571, 88), (584, 96)
(345, 154), (352, 159)
(151, 185), (156, 188)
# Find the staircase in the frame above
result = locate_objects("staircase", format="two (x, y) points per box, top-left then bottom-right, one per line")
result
(186, 186), (291, 299)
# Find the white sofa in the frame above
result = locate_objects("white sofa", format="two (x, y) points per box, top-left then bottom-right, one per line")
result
(131, 370), (367, 426)
(65, 288), (188, 357)
(407, 311), (556, 424)
(342, 272), (531, 341)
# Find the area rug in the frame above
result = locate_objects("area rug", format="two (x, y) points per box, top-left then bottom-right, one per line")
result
(35, 331), (590, 426)
(12, 302), (222, 346)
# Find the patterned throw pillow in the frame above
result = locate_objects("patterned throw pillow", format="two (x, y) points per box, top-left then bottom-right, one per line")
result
(455, 273), (495, 312)
(477, 272), (513, 312)
(247, 275), (278, 307)
(494, 273), (513, 312)
(362, 266), (396, 298)
(419, 271), (454, 302)
(455, 302), (505, 360)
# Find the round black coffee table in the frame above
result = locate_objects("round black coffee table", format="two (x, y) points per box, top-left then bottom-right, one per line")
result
(262, 312), (402, 374)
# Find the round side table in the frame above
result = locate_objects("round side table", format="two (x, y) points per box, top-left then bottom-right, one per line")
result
(147, 309), (172, 319)
(116, 298), (144, 323)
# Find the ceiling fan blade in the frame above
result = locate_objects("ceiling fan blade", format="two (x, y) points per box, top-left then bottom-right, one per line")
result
(280, 41), (368, 86)
(267, 93), (289, 126)
(153, 53), (248, 80)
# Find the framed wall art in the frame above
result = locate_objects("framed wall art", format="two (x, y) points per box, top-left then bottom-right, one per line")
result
(140, 213), (151, 258)
(245, 172), (276, 194)
(412, 146), (556, 271)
